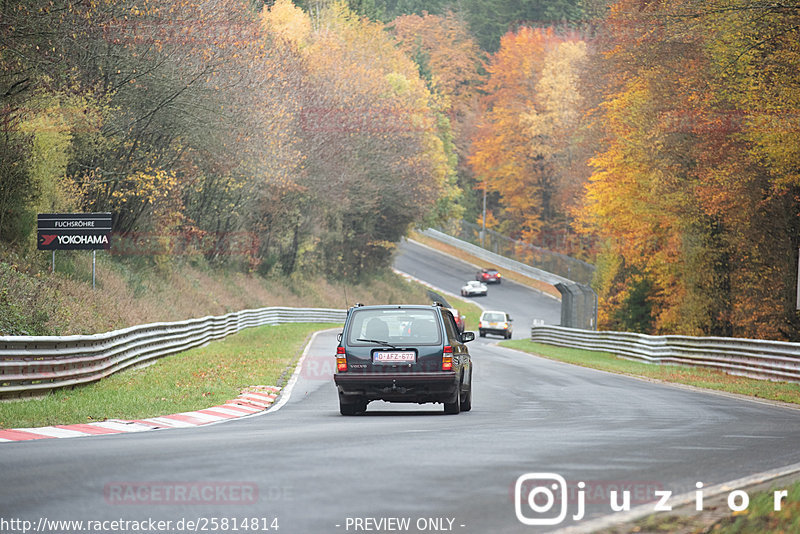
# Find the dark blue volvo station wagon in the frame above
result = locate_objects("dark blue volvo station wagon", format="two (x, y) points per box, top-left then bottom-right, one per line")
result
(333, 304), (475, 415)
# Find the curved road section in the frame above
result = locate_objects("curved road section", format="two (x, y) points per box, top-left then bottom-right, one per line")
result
(394, 239), (562, 334)
(1, 241), (800, 534)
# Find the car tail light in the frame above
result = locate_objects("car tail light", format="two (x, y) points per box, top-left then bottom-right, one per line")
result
(442, 346), (453, 370)
(336, 346), (347, 372)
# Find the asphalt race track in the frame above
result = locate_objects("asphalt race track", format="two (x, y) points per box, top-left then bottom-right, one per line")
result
(393, 239), (562, 335)
(2, 241), (800, 534)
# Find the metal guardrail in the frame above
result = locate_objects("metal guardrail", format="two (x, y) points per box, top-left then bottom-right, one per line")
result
(437, 220), (596, 285)
(421, 228), (571, 287)
(420, 228), (598, 330)
(530, 325), (800, 382)
(0, 307), (346, 399)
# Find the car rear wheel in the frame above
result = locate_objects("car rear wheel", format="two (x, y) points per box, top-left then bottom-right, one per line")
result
(340, 398), (367, 416)
(443, 387), (461, 414)
(443, 400), (460, 414)
(460, 387), (472, 412)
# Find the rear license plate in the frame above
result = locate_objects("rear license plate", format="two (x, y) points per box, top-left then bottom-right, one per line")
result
(373, 351), (416, 364)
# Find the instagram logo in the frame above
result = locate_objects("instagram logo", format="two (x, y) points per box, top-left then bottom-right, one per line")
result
(514, 472), (793, 526)
(514, 473), (569, 526)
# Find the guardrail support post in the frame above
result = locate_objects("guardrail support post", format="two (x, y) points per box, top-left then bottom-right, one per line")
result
(578, 283), (598, 331)
(555, 282), (597, 330)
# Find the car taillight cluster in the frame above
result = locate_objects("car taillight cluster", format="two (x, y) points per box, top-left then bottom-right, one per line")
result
(336, 346), (347, 372)
(442, 345), (453, 370)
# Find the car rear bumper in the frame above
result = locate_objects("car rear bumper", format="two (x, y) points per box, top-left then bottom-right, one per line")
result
(334, 371), (459, 403)
(481, 328), (511, 336)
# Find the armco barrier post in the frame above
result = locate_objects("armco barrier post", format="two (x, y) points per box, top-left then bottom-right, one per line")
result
(554, 282), (597, 330)
(578, 283), (598, 331)
(555, 282), (577, 328)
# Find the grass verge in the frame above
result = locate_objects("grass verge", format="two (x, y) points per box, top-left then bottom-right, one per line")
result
(500, 340), (800, 405)
(618, 478), (800, 534)
(0, 323), (335, 429)
(0, 246), (434, 336)
(687, 478), (800, 533)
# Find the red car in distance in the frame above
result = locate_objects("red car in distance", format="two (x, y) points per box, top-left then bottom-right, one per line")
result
(476, 268), (502, 284)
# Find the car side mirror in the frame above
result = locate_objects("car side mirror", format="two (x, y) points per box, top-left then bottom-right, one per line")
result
(337, 333), (342, 342)
(508, 317), (513, 322)
(461, 331), (475, 343)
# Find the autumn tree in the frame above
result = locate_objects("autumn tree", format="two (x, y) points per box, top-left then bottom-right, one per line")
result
(469, 27), (589, 248)
(389, 10), (484, 219)
(261, 0), (461, 277)
(579, 0), (800, 339)
(0, 0), (102, 242)
(460, 0), (584, 52)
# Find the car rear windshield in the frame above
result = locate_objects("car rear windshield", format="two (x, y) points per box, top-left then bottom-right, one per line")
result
(347, 308), (442, 345)
(482, 312), (506, 322)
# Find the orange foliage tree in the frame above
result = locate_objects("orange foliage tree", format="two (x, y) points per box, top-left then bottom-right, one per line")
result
(579, 0), (800, 339)
(2, 0), (463, 277)
(261, 0), (460, 276)
(389, 10), (484, 224)
(469, 27), (588, 247)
